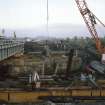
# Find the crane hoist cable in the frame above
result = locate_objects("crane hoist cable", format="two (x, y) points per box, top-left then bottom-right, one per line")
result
(47, 0), (49, 36)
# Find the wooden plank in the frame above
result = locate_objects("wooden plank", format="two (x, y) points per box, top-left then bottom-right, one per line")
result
(0, 89), (105, 103)
(10, 92), (40, 103)
(101, 90), (105, 96)
(72, 90), (91, 96)
(0, 93), (8, 102)
(92, 90), (100, 96)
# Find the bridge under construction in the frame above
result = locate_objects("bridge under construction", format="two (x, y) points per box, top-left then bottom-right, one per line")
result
(0, 36), (24, 61)
(0, 0), (105, 104)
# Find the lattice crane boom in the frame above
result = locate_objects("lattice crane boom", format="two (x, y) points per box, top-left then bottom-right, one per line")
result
(75, 0), (105, 55)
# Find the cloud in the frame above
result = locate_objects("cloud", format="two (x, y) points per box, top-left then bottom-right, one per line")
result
(0, 0), (104, 29)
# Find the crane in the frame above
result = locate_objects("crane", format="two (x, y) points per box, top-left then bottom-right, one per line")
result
(75, 0), (105, 62)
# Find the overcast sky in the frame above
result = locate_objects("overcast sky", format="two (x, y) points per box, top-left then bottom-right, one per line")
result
(0, 0), (105, 29)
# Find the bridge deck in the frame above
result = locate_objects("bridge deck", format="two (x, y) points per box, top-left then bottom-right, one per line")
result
(0, 37), (24, 61)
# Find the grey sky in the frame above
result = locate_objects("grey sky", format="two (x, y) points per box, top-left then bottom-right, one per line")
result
(0, 0), (105, 29)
